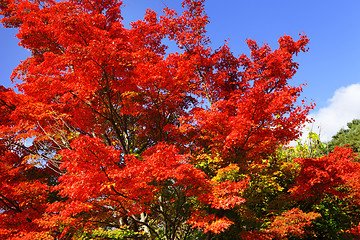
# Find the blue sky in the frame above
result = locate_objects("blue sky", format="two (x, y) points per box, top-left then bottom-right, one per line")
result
(1, 0), (360, 141)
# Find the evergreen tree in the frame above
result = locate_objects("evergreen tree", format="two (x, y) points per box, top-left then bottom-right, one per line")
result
(328, 119), (360, 153)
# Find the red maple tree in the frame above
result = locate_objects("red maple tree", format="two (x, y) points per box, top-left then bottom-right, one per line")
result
(0, 0), (319, 239)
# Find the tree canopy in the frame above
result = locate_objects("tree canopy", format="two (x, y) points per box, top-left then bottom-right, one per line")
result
(328, 119), (360, 153)
(0, 0), (360, 239)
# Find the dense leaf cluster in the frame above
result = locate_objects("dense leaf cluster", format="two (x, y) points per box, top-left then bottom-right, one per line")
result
(0, 0), (359, 239)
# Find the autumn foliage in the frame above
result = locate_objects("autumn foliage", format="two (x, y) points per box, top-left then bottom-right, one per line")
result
(1, 0), (360, 239)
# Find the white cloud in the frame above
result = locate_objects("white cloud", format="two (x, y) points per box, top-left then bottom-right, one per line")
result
(303, 83), (360, 142)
